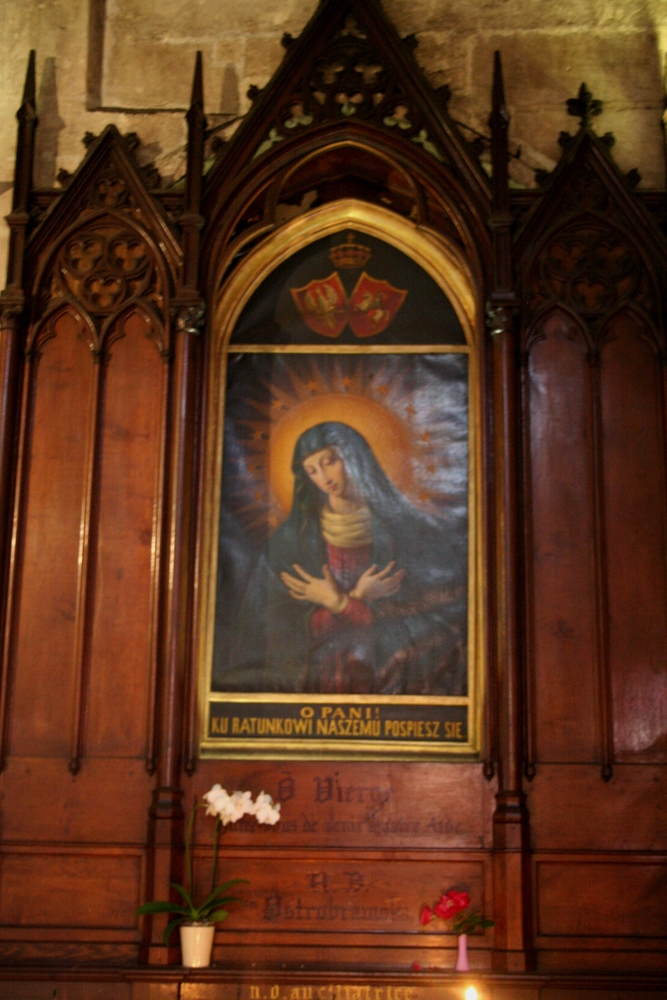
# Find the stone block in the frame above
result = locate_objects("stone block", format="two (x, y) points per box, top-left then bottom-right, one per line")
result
(414, 31), (471, 96)
(384, 0), (657, 33)
(471, 30), (665, 187)
(101, 0), (315, 111)
(244, 34), (285, 82)
(105, 0), (317, 41)
(103, 37), (216, 109)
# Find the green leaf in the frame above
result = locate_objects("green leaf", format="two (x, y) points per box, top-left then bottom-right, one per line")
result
(198, 879), (248, 914)
(170, 882), (195, 910)
(162, 916), (185, 945)
(199, 884), (242, 911)
(211, 878), (249, 894)
(205, 909), (229, 923)
(137, 901), (189, 916)
(206, 895), (242, 909)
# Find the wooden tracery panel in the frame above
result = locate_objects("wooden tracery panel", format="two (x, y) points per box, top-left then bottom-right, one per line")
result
(599, 310), (667, 762)
(0, 126), (181, 963)
(8, 308), (97, 761)
(517, 133), (667, 972)
(85, 309), (167, 763)
(523, 310), (598, 764)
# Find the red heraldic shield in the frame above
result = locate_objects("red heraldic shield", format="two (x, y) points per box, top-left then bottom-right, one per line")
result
(349, 272), (408, 338)
(290, 272), (348, 339)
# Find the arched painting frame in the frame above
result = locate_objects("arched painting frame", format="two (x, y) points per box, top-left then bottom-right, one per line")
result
(198, 200), (484, 759)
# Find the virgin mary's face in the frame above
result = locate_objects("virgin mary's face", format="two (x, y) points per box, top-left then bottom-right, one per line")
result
(302, 446), (346, 499)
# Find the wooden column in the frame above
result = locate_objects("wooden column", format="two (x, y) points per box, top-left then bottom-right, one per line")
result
(142, 54), (205, 965)
(487, 51), (534, 972)
(0, 52), (36, 698)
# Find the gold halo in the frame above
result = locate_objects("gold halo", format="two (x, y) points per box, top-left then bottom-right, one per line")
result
(267, 393), (414, 514)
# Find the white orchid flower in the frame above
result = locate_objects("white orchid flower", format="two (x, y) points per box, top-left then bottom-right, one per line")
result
(227, 789), (255, 824)
(202, 783), (229, 817)
(254, 791), (281, 825)
(201, 785), (281, 826)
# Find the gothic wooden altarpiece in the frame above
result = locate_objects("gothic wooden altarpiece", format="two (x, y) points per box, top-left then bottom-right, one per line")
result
(0, 0), (666, 988)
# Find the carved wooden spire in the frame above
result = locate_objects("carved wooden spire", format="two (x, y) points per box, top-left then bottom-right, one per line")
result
(13, 50), (37, 209)
(488, 49), (512, 299)
(186, 52), (204, 201)
(182, 50), (206, 295)
(490, 50), (509, 216)
(5, 50), (37, 291)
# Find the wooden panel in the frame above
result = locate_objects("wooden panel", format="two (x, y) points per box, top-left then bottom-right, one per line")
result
(542, 991), (667, 999)
(600, 312), (667, 761)
(10, 312), (95, 758)
(191, 853), (489, 941)
(189, 761), (496, 850)
(544, 984), (666, 1000)
(0, 942), (139, 965)
(1, 976), (667, 1000)
(1, 985), (135, 1000)
(0, 757), (154, 844)
(537, 946), (667, 974)
(0, 851), (141, 929)
(536, 860), (667, 937)
(528, 764), (667, 851)
(526, 312), (597, 761)
(86, 312), (166, 758)
(209, 940), (492, 973)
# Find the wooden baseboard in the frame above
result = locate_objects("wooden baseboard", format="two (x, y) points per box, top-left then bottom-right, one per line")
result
(0, 966), (666, 1000)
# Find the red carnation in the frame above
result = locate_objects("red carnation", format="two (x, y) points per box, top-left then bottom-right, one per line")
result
(433, 896), (457, 920)
(419, 886), (492, 937)
(445, 890), (470, 913)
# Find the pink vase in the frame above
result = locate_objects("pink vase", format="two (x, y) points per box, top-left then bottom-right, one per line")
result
(455, 933), (470, 971)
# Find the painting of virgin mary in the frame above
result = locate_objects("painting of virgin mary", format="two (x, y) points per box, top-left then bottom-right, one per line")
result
(223, 421), (467, 696)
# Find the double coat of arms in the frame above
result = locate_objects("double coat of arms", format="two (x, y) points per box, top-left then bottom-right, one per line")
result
(290, 234), (408, 339)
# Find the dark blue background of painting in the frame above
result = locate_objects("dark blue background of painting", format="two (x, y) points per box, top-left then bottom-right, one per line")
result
(230, 231), (466, 346)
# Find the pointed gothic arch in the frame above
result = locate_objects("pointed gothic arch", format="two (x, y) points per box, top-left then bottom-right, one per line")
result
(196, 198), (486, 760)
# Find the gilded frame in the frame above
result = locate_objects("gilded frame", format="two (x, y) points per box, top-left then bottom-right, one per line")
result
(198, 200), (484, 759)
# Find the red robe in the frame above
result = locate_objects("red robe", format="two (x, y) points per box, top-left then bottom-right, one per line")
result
(309, 541), (373, 637)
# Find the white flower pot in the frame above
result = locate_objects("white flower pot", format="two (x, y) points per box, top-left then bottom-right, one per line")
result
(180, 922), (215, 967)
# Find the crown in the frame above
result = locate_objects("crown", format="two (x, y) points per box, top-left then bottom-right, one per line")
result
(328, 232), (372, 269)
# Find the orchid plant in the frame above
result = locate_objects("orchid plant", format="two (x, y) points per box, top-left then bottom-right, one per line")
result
(138, 784), (281, 942)
(420, 889), (493, 936)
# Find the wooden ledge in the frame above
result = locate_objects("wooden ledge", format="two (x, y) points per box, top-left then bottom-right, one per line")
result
(0, 966), (666, 1000)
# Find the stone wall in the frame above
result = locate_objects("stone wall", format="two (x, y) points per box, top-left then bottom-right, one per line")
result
(1, 0), (666, 280)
